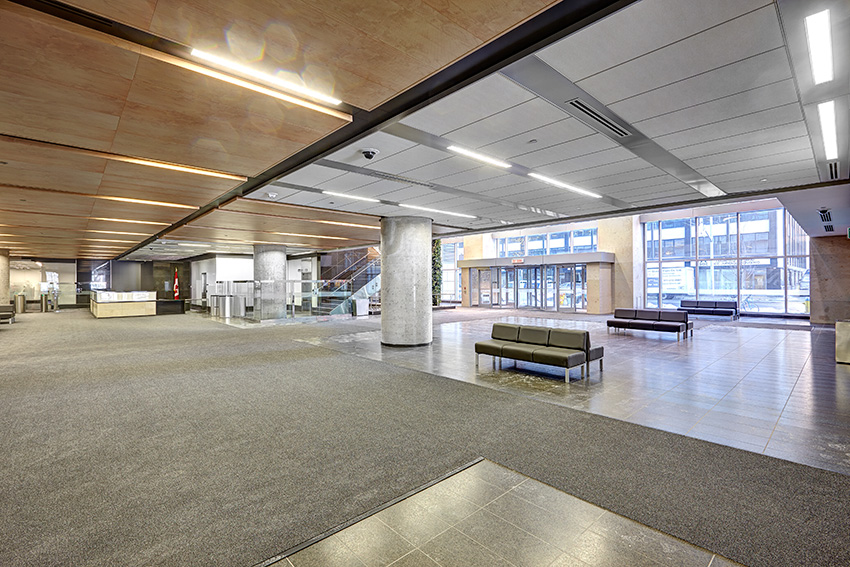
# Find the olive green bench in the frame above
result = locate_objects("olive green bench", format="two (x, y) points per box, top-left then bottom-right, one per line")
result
(475, 323), (603, 380)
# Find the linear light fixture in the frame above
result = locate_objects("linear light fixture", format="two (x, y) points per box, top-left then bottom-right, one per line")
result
(177, 243), (211, 247)
(82, 238), (137, 243)
(93, 195), (199, 210)
(447, 146), (511, 168)
(85, 230), (150, 236)
(398, 203), (477, 219)
(315, 220), (381, 230)
(818, 100), (839, 160)
(274, 232), (349, 240)
(805, 10), (833, 85)
(191, 49), (342, 106)
(90, 217), (171, 226)
(322, 191), (380, 203)
(528, 173), (602, 198)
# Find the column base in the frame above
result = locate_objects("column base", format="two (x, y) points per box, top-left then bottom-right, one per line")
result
(381, 341), (433, 347)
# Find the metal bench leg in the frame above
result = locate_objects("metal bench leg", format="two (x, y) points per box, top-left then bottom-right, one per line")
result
(585, 361), (590, 376)
(599, 359), (603, 371)
(565, 368), (569, 380)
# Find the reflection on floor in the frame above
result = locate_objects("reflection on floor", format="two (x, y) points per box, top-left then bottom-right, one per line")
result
(301, 309), (850, 476)
(280, 459), (743, 567)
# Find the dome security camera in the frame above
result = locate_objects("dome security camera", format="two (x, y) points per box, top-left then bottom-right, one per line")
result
(361, 148), (379, 160)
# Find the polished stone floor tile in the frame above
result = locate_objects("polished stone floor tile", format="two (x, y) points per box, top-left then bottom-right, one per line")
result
(280, 460), (740, 567)
(300, 309), (850, 475)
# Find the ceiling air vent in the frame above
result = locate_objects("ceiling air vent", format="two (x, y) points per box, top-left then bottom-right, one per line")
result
(824, 224), (834, 232)
(828, 161), (839, 180)
(566, 98), (631, 138)
(362, 170), (434, 188)
(819, 209), (832, 222)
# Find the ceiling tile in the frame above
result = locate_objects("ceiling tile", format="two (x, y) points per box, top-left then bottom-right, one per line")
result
(686, 137), (814, 170)
(510, 133), (617, 170)
(326, 131), (418, 166)
(443, 97), (567, 149)
(671, 121), (811, 161)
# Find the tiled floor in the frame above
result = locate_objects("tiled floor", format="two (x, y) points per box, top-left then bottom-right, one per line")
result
(278, 459), (743, 567)
(300, 309), (850, 476)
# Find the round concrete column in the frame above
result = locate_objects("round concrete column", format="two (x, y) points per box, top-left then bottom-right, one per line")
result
(381, 216), (433, 346)
(0, 249), (9, 306)
(254, 245), (287, 319)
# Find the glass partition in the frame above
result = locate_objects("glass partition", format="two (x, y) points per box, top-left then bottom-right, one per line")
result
(741, 258), (785, 313)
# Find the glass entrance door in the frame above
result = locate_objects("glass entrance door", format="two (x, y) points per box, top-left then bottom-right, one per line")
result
(575, 264), (587, 311)
(517, 267), (541, 308)
(544, 266), (556, 310)
(557, 265), (575, 311)
(478, 269), (491, 305)
(499, 267), (515, 308)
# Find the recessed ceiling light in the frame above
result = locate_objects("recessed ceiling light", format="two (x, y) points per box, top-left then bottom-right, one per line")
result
(85, 230), (150, 236)
(322, 191), (380, 203)
(398, 203), (477, 219)
(805, 10), (833, 85)
(760, 178), (768, 183)
(191, 49), (343, 106)
(82, 238), (137, 243)
(274, 232), (349, 240)
(267, 192), (278, 199)
(315, 220), (381, 230)
(177, 243), (211, 247)
(528, 173), (602, 198)
(447, 146), (511, 168)
(817, 100), (838, 160)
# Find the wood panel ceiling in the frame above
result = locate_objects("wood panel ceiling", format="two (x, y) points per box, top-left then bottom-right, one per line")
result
(0, 0), (560, 260)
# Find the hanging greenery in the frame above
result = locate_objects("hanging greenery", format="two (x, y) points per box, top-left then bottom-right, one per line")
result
(432, 239), (442, 306)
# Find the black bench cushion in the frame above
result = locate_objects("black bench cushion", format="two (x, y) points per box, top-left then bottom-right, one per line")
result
(712, 309), (735, 316)
(715, 301), (738, 310)
(607, 319), (630, 328)
(492, 323), (520, 341)
(475, 339), (514, 356)
(660, 310), (688, 323)
(629, 320), (656, 330)
(635, 309), (661, 321)
(614, 308), (636, 319)
(696, 301), (716, 308)
(532, 347), (586, 368)
(653, 321), (685, 332)
(548, 329), (587, 351)
(694, 308), (717, 315)
(680, 299), (698, 308)
(501, 342), (544, 362)
(517, 326), (550, 346)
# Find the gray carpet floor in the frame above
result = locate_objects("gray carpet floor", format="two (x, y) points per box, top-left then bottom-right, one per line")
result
(1, 311), (848, 567)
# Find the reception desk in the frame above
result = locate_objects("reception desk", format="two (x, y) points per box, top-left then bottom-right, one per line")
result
(90, 291), (157, 319)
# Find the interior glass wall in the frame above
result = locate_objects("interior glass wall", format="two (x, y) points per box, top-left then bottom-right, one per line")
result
(496, 228), (596, 258)
(644, 207), (809, 315)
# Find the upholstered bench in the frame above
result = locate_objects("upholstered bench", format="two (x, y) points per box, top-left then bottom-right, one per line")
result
(678, 300), (738, 319)
(606, 309), (693, 341)
(0, 305), (14, 324)
(475, 323), (603, 380)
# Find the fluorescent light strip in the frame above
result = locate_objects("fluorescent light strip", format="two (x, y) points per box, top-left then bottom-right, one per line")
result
(114, 156), (247, 181)
(177, 243), (211, 247)
(191, 49), (342, 106)
(85, 230), (150, 236)
(82, 238), (137, 243)
(805, 10), (833, 85)
(316, 220), (381, 230)
(322, 191), (380, 203)
(528, 172), (602, 199)
(818, 100), (839, 160)
(447, 146), (511, 168)
(94, 195), (198, 210)
(90, 217), (171, 226)
(274, 232), (348, 240)
(398, 203), (476, 219)
(138, 46), (350, 122)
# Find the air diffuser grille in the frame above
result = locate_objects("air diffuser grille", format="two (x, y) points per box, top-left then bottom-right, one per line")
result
(566, 99), (631, 138)
(828, 161), (839, 180)
(824, 224), (834, 232)
(819, 210), (832, 222)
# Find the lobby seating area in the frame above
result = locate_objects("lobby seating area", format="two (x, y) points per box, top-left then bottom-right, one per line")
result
(606, 308), (694, 340)
(678, 300), (739, 320)
(475, 323), (603, 379)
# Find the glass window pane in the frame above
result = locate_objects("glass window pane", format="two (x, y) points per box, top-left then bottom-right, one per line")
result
(787, 256), (810, 314)
(507, 236), (525, 257)
(645, 221), (660, 261)
(457, 242), (464, 261)
(740, 258), (785, 313)
(442, 243), (456, 269)
(572, 228), (597, 253)
(548, 232), (569, 254)
(697, 213), (737, 258)
(785, 211), (809, 257)
(527, 234), (546, 255)
(660, 218), (696, 259)
(498, 238), (506, 258)
(660, 261), (696, 308)
(646, 262), (659, 308)
(739, 209), (783, 257)
(697, 260), (738, 301)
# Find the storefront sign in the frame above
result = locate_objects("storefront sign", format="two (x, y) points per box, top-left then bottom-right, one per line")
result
(511, 258), (524, 264)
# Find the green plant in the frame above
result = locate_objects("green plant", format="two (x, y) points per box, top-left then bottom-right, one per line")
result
(432, 239), (442, 306)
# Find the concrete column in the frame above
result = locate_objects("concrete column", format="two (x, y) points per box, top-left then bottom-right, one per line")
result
(254, 245), (287, 319)
(381, 216), (432, 346)
(597, 215), (644, 309)
(0, 249), (9, 305)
